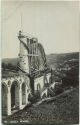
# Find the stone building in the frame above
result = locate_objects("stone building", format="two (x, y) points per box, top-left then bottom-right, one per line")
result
(2, 31), (51, 116)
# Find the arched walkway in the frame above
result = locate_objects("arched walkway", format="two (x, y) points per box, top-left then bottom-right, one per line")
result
(11, 81), (19, 110)
(22, 83), (26, 105)
(2, 83), (7, 116)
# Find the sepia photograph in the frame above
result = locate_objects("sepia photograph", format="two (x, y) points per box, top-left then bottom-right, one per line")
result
(1, 1), (79, 125)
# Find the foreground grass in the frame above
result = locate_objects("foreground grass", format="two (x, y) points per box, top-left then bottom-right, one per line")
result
(4, 87), (79, 125)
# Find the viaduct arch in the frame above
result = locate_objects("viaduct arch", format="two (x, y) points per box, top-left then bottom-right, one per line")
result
(2, 76), (30, 116)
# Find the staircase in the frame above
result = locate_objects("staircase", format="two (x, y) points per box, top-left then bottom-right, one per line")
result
(41, 82), (56, 98)
(48, 87), (55, 97)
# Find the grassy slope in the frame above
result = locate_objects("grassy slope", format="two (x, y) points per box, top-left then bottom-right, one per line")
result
(7, 87), (79, 125)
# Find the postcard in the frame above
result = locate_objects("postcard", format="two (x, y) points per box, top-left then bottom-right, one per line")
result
(1, 1), (79, 125)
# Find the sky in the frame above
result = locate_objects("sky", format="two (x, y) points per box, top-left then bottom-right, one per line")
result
(1, 1), (80, 58)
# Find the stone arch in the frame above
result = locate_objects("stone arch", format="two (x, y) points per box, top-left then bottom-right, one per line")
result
(2, 83), (8, 116)
(22, 82), (26, 105)
(11, 80), (19, 109)
(37, 83), (41, 91)
(7, 80), (11, 88)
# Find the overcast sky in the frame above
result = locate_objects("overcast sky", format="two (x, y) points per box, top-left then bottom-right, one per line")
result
(1, 1), (79, 58)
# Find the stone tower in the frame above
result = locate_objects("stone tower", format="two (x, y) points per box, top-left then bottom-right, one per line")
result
(18, 31), (39, 94)
(18, 31), (29, 73)
(18, 31), (39, 74)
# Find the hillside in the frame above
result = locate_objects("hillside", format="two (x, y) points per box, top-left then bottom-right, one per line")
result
(46, 52), (79, 70)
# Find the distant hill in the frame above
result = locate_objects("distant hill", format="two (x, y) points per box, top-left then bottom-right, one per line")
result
(2, 58), (19, 66)
(46, 52), (79, 70)
(46, 52), (79, 88)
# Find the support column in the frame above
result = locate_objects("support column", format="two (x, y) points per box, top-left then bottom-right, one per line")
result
(7, 87), (11, 115)
(19, 84), (22, 109)
(33, 43), (35, 54)
(35, 43), (37, 54)
(36, 43), (38, 55)
(25, 85), (29, 104)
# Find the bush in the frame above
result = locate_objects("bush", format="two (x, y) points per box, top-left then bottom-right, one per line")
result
(54, 83), (64, 95)
(28, 91), (41, 103)
(62, 67), (79, 88)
